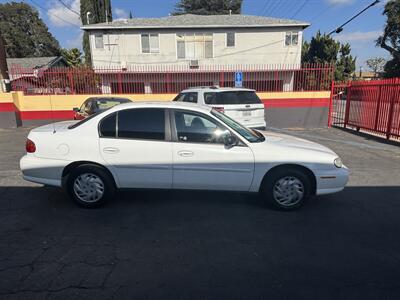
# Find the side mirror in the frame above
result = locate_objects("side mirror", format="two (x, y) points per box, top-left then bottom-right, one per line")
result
(73, 107), (79, 112)
(224, 133), (238, 149)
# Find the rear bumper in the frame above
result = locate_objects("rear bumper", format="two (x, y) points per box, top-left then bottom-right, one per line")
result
(246, 121), (267, 129)
(20, 155), (68, 187)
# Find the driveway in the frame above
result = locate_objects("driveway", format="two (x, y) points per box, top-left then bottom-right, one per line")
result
(1, 127), (400, 300)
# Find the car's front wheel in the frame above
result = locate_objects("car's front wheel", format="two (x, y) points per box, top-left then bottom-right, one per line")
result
(262, 168), (311, 210)
(66, 164), (115, 208)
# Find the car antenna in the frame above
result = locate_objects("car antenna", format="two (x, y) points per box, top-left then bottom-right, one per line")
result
(49, 93), (56, 134)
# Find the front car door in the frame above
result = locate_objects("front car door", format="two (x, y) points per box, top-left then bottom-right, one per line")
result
(171, 109), (255, 191)
(99, 108), (172, 189)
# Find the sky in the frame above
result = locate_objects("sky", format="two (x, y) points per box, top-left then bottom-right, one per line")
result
(0, 0), (392, 70)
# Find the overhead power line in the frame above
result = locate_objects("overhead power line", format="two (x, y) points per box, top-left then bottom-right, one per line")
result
(27, 0), (81, 29)
(328, 0), (381, 36)
(270, 0), (285, 16)
(56, 0), (80, 17)
(291, 0), (308, 18)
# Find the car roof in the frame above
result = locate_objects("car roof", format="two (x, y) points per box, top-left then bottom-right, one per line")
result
(86, 97), (131, 102)
(180, 86), (255, 93)
(108, 101), (212, 114)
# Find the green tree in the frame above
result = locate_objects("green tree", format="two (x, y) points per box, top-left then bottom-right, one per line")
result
(0, 2), (60, 58)
(366, 57), (386, 77)
(335, 43), (356, 81)
(80, 0), (112, 65)
(61, 48), (83, 66)
(172, 0), (242, 15)
(302, 31), (356, 81)
(376, 0), (400, 78)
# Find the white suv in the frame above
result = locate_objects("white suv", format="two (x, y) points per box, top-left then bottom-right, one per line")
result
(173, 87), (266, 129)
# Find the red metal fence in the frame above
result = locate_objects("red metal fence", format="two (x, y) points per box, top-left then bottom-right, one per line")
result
(9, 63), (333, 95)
(331, 78), (400, 140)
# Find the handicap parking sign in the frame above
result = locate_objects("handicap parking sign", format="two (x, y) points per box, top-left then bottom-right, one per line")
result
(234, 72), (243, 87)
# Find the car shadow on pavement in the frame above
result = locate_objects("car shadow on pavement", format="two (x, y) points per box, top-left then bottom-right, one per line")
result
(1, 185), (400, 300)
(333, 126), (400, 147)
(0, 185), (399, 212)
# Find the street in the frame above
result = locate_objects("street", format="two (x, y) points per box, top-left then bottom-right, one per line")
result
(1, 127), (400, 299)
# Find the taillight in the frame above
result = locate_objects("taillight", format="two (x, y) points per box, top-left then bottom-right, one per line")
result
(26, 139), (36, 153)
(214, 107), (225, 113)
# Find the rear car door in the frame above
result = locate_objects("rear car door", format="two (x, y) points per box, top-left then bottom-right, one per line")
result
(99, 108), (173, 188)
(204, 91), (265, 128)
(171, 109), (255, 191)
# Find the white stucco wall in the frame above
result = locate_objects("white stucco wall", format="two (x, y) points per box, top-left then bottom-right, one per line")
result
(88, 27), (304, 68)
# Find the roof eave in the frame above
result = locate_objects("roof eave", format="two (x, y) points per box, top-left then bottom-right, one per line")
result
(81, 23), (310, 30)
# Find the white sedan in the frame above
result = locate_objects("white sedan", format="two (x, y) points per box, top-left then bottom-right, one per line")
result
(20, 102), (349, 210)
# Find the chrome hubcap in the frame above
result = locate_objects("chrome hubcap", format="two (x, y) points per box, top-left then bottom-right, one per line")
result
(273, 176), (304, 207)
(73, 173), (104, 203)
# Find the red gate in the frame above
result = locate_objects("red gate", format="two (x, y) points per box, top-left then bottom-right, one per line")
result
(330, 78), (400, 140)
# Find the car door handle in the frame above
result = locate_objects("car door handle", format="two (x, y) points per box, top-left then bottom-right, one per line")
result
(177, 150), (194, 157)
(103, 147), (120, 154)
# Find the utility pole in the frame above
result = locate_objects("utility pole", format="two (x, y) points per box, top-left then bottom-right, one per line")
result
(0, 35), (10, 92)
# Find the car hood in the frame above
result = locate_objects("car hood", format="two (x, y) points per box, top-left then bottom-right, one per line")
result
(258, 130), (336, 156)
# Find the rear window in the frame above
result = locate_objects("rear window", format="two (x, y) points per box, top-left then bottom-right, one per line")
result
(204, 91), (262, 105)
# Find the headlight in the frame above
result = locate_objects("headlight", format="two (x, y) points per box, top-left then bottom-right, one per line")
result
(334, 157), (343, 168)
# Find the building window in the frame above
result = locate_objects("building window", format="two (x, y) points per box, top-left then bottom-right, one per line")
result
(176, 33), (213, 59)
(226, 32), (235, 47)
(285, 32), (299, 46)
(95, 34), (104, 49)
(141, 34), (159, 53)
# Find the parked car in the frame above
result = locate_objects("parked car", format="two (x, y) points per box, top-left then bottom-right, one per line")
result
(20, 102), (348, 210)
(73, 97), (131, 120)
(173, 86), (266, 129)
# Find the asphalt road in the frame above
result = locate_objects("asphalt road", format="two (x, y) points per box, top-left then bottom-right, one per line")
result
(1, 126), (400, 300)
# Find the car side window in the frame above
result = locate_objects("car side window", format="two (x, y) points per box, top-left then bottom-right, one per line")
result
(183, 92), (198, 103)
(173, 93), (198, 103)
(118, 108), (165, 141)
(173, 93), (186, 102)
(99, 113), (117, 138)
(174, 110), (228, 144)
(204, 92), (217, 105)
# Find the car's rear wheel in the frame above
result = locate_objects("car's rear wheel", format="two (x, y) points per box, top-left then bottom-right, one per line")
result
(262, 168), (311, 210)
(66, 165), (115, 208)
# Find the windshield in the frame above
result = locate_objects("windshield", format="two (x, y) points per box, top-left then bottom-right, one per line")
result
(94, 99), (130, 112)
(211, 109), (265, 143)
(68, 110), (103, 129)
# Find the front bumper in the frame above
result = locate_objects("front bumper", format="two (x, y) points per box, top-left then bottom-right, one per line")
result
(315, 165), (349, 195)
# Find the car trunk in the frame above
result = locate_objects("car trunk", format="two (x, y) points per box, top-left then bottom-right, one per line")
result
(205, 90), (265, 127)
(223, 103), (265, 126)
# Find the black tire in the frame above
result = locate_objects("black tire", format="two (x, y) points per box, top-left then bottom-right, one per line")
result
(66, 164), (115, 208)
(261, 168), (311, 210)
